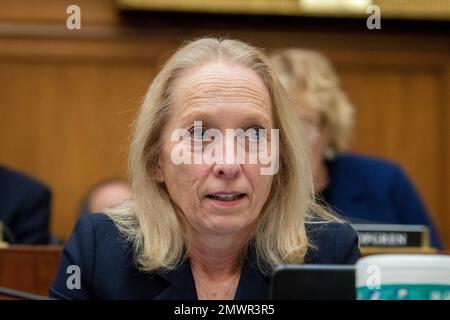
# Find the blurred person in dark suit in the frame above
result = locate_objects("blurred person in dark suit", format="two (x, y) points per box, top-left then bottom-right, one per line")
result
(270, 49), (442, 249)
(0, 166), (51, 244)
(77, 178), (132, 216)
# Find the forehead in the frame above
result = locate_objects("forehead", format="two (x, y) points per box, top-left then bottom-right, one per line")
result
(171, 62), (272, 124)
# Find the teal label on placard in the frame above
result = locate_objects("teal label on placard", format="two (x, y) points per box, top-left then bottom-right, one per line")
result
(357, 284), (450, 300)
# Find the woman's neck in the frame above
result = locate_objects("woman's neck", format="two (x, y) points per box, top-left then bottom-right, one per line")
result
(188, 233), (247, 278)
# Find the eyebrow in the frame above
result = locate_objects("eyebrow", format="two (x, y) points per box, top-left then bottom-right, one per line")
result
(181, 109), (273, 129)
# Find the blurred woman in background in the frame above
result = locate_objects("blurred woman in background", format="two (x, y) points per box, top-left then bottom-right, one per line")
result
(270, 49), (442, 249)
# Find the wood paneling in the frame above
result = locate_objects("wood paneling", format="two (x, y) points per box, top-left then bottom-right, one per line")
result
(0, 2), (449, 247)
(340, 66), (445, 233)
(0, 246), (62, 296)
(0, 60), (153, 237)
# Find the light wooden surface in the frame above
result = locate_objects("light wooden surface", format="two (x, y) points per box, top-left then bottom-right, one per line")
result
(0, 245), (62, 297)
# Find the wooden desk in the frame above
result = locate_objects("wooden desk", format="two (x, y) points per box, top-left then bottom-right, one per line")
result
(361, 247), (450, 257)
(0, 245), (62, 297)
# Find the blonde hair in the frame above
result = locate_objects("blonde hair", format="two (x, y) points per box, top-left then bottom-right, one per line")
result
(270, 49), (354, 153)
(106, 38), (340, 275)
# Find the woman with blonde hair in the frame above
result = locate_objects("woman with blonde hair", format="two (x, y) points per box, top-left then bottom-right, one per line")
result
(270, 49), (442, 249)
(50, 38), (359, 300)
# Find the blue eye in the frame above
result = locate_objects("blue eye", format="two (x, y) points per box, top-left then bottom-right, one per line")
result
(189, 126), (210, 141)
(194, 131), (203, 141)
(248, 131), (259, 141)
(246, 127), (264, 142)
(193, 129), (203, 140)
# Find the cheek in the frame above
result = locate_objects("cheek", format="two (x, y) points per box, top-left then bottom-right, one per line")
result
(161, 140), (197, 185)
(243, 165), (273, 198)
(162, 161), (210, 204)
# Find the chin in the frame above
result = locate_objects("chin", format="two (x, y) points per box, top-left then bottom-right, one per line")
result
(203, 216), (254, 236)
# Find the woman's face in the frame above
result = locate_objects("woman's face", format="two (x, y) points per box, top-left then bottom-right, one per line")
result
(157, 61), (274, 238)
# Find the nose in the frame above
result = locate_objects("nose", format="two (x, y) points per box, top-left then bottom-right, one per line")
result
(212, 162), (241, 179)
(212, 134), (242, 178)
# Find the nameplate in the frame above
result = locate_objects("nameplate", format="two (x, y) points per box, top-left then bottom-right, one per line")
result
(351, 224), (429, 248)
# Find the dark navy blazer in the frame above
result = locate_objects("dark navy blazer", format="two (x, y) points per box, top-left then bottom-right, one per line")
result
(50, 214), (360, 300)
(0, 166), (51, 244)
(322, 154), (442, 248)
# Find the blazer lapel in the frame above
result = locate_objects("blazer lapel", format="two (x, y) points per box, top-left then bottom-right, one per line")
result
(234, 249), (270, 300)
(153, 260), (198, 300)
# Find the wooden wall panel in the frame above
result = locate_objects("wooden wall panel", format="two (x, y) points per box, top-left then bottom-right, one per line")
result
(0, 2), (449, 247)
(0, 61), (153, 237)
(339, 67), (445, 234)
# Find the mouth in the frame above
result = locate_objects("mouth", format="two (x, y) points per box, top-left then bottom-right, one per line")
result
(206, 192), (247, 206)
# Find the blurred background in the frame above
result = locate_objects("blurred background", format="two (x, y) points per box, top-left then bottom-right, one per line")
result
(0, 0), (449, 247)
